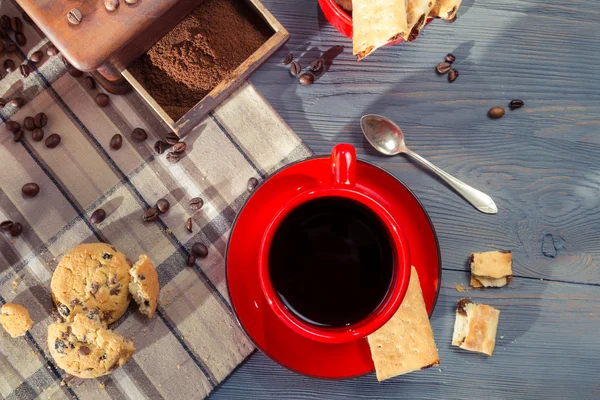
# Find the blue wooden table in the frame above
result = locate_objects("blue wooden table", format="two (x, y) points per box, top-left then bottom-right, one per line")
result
(212, 0), (600, 398)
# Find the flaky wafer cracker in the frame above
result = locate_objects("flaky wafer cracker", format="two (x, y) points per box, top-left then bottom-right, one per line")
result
(430, 0), (462, 21)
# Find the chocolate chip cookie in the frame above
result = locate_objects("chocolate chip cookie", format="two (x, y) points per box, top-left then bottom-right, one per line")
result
(0, 303), (33, 338)
(48, 313), (135, 378)
(129, 254), (160, 318)
(51, 243), (131, 325)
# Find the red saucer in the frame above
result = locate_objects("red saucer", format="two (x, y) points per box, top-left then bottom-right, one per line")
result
(226, 157), (441, 379)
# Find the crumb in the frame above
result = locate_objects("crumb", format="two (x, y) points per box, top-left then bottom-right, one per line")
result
(12, 280), (18, 288)
(438, 368), (442, 372)
(455, 283), (465, 293)
(99, 383), (105, 389)
(500, 336), (504, 339)
(60, 381), (65, 387)
(177, 365), (181, 369)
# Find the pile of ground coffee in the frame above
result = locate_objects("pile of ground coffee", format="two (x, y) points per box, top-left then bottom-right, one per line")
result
(128, 0), (272, 121)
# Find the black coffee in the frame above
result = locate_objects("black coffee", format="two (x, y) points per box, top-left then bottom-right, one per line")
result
(269, 197), (394, 328)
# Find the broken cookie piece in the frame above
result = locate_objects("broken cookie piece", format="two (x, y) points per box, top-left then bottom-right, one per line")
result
(367, 266), (439, 382)
(452, 298), (500, 356)
(469, 250), (513, 288)
(0, 303), (33, 338)
(129, 254), (160, 318)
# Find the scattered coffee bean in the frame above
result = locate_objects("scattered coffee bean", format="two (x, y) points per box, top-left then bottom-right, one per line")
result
(125, 0), (139, 4)
(64, 59), (83, 77)
(172, 142), (186, 154)
(4, 42), (16, 53)
(0, 220), (13, 231)
(298, 73), (314, 86)
(34, 112), (48, 128)
(0, 98), (6, 107)
(131, 128), (147, 142)
(186, 253), (196, 267)
(67, 8), (83, 25)
(189, 197), (204, 211)
(23, 116), (35, 131)
(282, 53), (293, 66)
(436, 61), (451, 74)
(104, 0), (120, 12)
(31, 128), (44, 142)
(9, 97), (24, 108)
(95, 93), (109, 107)
(19, 64), (30, 78)
(0, 27), (6, 39)
(154, 140), (167, 154)
(509, 99), (525, 110)
(488, 106), (505, 119)
(47, 45), (58, 56)
(192, 242), (208, 258)
(0, 15), (10, 30)
(186, 217), (193, 233)
(156, 198), (170, 213)
(445, 53), (456, 63)
(15, 33), (26, 47)
(10, 222), (22, 237)
(85, 76), (96, 90)
(166, 151), (181, 163)
(90, 209), (106, 224)
(4, 59), (15, 72)
(0, 41), (4, 52)
(109, 133), (123, 150)
(10, 17), (22, 33)
(22, 182), (40, 198)
(247, 177), (259, 192)
(165, 132), (179, 145)
(448, 69), (459, 82)
(13, 130), (23, 142)
(309, 58), (323, 73)
(290, 61), (301, 77)
(6, 120), (20, 133)
(142, 207), (160, 222)
(45, 133), (61, 148)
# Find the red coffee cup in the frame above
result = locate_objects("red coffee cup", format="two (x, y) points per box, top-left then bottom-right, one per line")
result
(257, 144), (411, 344)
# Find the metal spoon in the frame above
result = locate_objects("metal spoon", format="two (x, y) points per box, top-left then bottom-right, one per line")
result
(360, 114), (498, 214)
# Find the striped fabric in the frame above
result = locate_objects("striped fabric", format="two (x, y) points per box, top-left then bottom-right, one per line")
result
(0, 1), (312, 398)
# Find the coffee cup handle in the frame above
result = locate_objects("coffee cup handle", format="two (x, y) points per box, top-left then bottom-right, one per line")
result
(331, 144), (356, 188)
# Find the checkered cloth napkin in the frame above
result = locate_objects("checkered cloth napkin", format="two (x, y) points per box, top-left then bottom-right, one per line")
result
(0, 1), (312, 398)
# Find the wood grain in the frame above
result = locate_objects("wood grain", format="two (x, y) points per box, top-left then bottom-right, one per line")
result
(215, 0), (600, 398)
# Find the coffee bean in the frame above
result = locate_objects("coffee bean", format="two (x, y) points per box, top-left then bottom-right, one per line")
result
(186, 217), (193, 233)
(509, 99), (525, 110)
(166, 151), (181, 163)
(448, 69), (459, 82)
(32, 128), (44, 142)
(15, 33), (26, 47)
(165, 132), (179, 145)
(6, 120), (20, 132)
(4, 42), (16, 53)
(65, 61), (83, 77)
(186, 253), (196, 267)
(142, 207), (160, 222)
(4, 59), (15, 72)
(156, 198), (170, 213)
(109, 134), (123, 150)
(282, 53), (293, 66)
(298, 73), (314, 86)
(131, 128), (147, 142)
(84, 76), (96, 90)
(0, 15), (10, 30)
(90, 209), (106, 224)
(488, 106), (505, 119)
(22, 13), (32, 24)
(22, 182), (40, 197)
(19, 64), (30, 78)
(172, 142), (186, 154)
(0, 27), (7, 39)
(10, 222), (22, 237)
(34, 112), (48, 128)
(95, 93), (109, 107)
(189, 197), (203, 211)
(67, 8), (83, 25)
(445, 53), (456, 63)
(125, 0), (139, 4)
(154, 140), (167, 154)
(247, 177), (259, 192)
(45, 133), (61, 148)
(0, 98), (6, 107)
(290, 61), (301, 77)
(10, 17), (22, 33)
(9, 97), (24, 108)
(436, 61), (451, 74)
(47, 45), (58, 56)
(309, 58), (323, 73)
(191, 242), (208, 258)
(0, 220), (13, 231)
(0, 41), (4, 52)
(104, 0), (120, 12)
(23, 116), (35, 131)
(13, 130), (23, 142)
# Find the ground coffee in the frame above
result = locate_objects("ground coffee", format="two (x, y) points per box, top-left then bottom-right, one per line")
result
(128, 0), (272, 121)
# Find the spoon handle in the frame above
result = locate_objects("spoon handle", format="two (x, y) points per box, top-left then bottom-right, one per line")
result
(404, 149), (498, 214)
